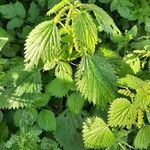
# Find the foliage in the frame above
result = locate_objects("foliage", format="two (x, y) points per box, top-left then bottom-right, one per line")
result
(83, 117), (116, 149)
(0, 0), (150, 150)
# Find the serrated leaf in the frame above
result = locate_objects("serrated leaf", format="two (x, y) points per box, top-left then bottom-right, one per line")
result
(133, 81), (150, 109)
(0, 66), (41, 109)
(83, 117), (116, 149)
(46, 78), (74, 98)
(76, 55), (117, 106)
(92, 4), (120, 35)
(99, 46), (134, 76)
(38, 109), (56, 131)
(108, 98), (137, 128)
(14, 108), (38, 127)
(118, 89), (134, 98)
(118, 74), (144, 90)
(54, 112), (84, 150)
(55, 62), (73, 81)
(5, 128), (42, 149)
(72, 11), (98, 54)
(24, 21), (61, 69)
(67, 92), (85, 114)
(79, 4), (120, 35)
(134, 125), (150, 149)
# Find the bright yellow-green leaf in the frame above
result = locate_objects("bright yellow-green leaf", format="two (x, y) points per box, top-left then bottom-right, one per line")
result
(83, 117), (116, 149)
(25, 21), (61, 69)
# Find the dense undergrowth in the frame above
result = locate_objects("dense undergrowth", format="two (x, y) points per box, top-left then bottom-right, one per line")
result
(0, 0), (150, 149)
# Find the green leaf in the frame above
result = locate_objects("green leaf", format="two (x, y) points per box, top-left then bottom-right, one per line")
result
(0, 66), (41, 109)
(79, 4), (120, 35)
(91, 4), (120, 35)
(99, 46), (134, 76)
(25, 21), (61, 69)
(1, 44), (20, 57)
(108, 98), (137, 128)
(22, 25), (32, 38)
(28, 2), (40, 23)
(67, 92), (85, 114)
(7, 17), (24, 29)
(72, 11), (98, 54)
(118, 89), (134, 98)
(5, 128), (42, 149)
(82, 117), (116, 149)
(126, 25), (137, 39)
(34, 93), (50, 107)
(0, 3), (17, 19)
(76, 55), (117, 106)
(46, 78), (73, 98)
(110, 0), (133, 18)
(55, 62), (73, 81)
(14, 108), (38, 127)
(118, 5), (130, 18)
(130, 39), (150, 50)
(14, 1), (26, 18)
(134, 125), (150, 149)
(133, 81), (150, 109)
(37, 109), (56, 131)
(54, 112), (84, 150)
(110, 0), (118, 11)
(118, 75), (144, 90)
(124, 54), (141, 74)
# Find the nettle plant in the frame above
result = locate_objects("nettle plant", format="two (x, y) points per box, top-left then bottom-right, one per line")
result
(24, 0), (120, 107)
(0, 0), (150, 149)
